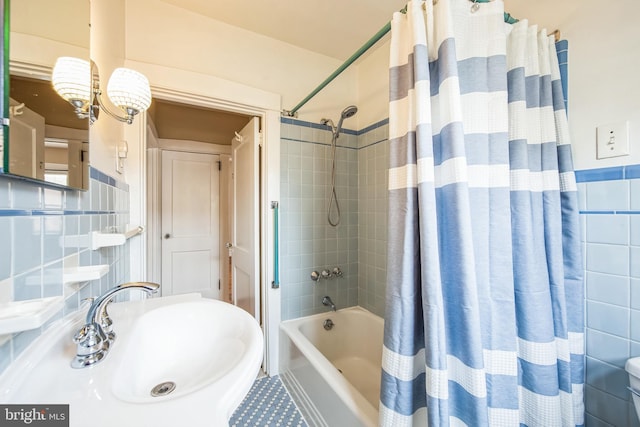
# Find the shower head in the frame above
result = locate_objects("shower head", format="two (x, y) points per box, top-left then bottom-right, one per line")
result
(341, 105), (358, 119)
(335, 105), (358, 138)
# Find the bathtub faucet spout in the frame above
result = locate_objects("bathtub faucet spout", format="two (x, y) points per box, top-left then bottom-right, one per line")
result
(322, 296), (336, 311)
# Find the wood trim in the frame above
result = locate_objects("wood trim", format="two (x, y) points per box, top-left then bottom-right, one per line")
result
(140, 84), (281, 375)
(158, 138), (231, 155)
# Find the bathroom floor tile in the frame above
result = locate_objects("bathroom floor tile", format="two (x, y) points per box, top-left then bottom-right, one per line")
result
(230, 375), (307, 427)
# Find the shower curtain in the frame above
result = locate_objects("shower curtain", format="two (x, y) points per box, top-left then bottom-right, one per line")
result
(380, 1), (583, 426)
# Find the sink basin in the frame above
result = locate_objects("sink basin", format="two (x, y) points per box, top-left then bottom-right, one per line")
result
(0, 294), (263, 427)
(112, 299), (256, 403)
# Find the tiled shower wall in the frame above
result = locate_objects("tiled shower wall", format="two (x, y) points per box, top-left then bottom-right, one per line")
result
(280, 119), (359, 320)
(279, 118), (389, 320)
(578, 165), (640, 427)
(357, 121), (389, 317)
(0, 167), (131, 376)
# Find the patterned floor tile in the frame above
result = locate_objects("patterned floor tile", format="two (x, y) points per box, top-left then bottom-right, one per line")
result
(230, 375), (308, 427)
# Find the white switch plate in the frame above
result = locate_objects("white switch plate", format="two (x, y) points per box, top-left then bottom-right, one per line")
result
(597, 120), (630, 159)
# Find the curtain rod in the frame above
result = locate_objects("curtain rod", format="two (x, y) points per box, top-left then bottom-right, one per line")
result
(281, 19), (392, 117)
(282, 2), (519, 118)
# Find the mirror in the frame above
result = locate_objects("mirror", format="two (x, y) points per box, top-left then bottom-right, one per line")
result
(3, 0), (90, 190)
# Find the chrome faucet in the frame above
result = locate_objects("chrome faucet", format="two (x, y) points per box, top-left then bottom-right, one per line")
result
(322, 296), (336, 312)
(71, 281), (159, 369)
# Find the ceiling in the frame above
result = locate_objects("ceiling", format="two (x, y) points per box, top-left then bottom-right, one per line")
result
(10, 75), (88, 131)
(149, 100), (252, 145)
(11, 1), (580, 146)
(159, 0), (577, 61)
(159, 0), (407, 61)
(150, 0), (578, 144)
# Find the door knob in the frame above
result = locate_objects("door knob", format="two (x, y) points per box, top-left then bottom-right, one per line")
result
(164, 233), (171, 239)
(225, 243), (233, 248)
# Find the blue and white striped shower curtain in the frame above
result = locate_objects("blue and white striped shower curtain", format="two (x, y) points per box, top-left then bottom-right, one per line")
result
(380, 1), (584, 426)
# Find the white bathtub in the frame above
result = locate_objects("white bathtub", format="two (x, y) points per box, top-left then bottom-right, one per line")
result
(280, 306), (383, 427)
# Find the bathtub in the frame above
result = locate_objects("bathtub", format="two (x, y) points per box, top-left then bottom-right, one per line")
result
(280, 306), (383, 427)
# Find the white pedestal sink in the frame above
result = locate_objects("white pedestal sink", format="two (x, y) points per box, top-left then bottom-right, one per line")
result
(0, 293), (263, 427)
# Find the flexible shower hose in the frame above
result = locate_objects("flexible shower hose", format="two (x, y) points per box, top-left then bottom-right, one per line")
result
(327, 132), (341, 227)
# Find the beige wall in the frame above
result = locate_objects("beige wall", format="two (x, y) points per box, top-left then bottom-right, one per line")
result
(89, 0), (127, 174)
(11, 0), (89, 49)
(355, 0), (640, 170)
(15, 1), (640, 174)
(48, 0), (640, 174)
(13, 0), (133, 176)
(356, 38), (391, 129)
(504, 0), (640, 170)
(560, 0), (640, 170)
(124, 0), (358, 125)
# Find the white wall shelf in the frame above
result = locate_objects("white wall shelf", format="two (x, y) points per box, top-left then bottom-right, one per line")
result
(0, 296), (64, 335)
(63, 226), (144, 250)
(89, 231), (126, 250)
(63, 265), (109, 284)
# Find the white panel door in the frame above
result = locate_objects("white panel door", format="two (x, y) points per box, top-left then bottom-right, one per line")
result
(162, 150), (220, 299)
(9, 100), (44, 180)
(232, 117), (260, 319)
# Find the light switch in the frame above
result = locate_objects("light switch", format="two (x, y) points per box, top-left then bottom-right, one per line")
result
(597, 120), (630, 159)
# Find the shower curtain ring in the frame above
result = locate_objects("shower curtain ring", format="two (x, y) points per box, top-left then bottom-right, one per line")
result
(470, 0), (480, 13)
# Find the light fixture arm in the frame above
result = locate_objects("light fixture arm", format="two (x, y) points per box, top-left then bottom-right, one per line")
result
(71, 100), (91, 121)
(93, 88), (135, 125)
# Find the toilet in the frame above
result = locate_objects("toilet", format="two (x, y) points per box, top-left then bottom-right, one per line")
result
(625, 357), (640, 417)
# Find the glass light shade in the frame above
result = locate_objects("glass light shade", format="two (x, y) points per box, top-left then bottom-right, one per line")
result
(106, 68), (152, 114)
(51, 57), (91, 103)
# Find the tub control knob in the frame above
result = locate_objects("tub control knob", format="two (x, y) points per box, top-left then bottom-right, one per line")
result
(323, 319), (335, 330)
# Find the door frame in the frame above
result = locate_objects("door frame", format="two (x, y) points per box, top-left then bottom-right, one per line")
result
(128, 79), (281, 375)
(148, 142), (230, 296)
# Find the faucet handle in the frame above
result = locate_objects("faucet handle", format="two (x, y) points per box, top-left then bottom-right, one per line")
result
(100, 303), (115, 342)
(71, 323), (109, 368)
(73, 323), (108, 356)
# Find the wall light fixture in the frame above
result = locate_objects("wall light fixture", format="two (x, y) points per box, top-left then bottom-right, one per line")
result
(52, 57), (152, 125)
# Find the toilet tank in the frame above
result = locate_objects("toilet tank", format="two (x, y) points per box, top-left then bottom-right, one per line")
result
(625, 357), (640, 412)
